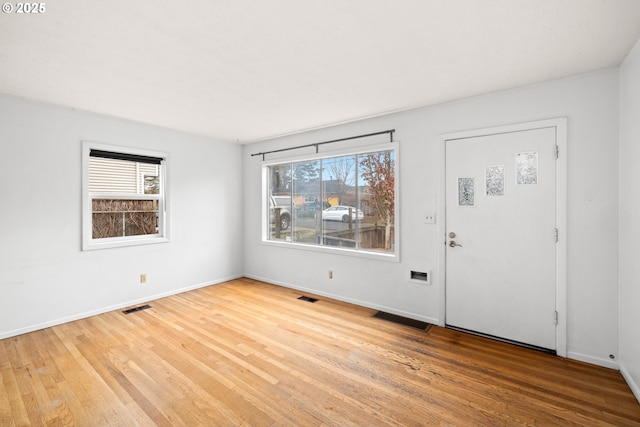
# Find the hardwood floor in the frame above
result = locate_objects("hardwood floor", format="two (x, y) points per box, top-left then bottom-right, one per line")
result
(1, 278), (639, 426)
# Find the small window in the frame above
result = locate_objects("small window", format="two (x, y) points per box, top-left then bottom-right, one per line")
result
(82, 142), (169, 250)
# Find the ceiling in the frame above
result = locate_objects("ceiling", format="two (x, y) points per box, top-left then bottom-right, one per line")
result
(1, 1), (640, 143)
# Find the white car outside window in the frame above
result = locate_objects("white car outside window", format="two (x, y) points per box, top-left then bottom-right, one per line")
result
(321, 205), (364, 222)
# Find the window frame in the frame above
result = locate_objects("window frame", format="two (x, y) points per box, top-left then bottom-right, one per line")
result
(261, 142), (399, 262)
(82, 141), (170, 251)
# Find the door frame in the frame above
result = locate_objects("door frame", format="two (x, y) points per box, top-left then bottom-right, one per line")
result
(437, 118), (567, 357)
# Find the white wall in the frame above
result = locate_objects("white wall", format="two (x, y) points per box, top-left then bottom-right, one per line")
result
(0, 94), (243, 338)
(619, 38), (640, 400)
(243, 69), (621, 368)
(0, 68), (625, 372)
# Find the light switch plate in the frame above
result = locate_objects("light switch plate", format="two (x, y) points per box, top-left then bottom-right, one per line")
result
(424, 212), (436, 224)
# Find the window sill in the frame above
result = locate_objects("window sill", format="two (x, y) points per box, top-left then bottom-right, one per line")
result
(82, 235), (169, 251)
(260, 239), (399, 262)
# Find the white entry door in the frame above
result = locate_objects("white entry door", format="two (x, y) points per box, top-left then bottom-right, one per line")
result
(445, 126), (558, 350)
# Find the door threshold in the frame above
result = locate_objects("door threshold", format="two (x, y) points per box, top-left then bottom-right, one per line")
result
(445, 325), (556, 356)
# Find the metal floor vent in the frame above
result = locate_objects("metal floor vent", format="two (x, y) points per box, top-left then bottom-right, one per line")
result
(122, 304), (152, 314)
(297, 296), (318, 303)
(373, 311), (431, 331)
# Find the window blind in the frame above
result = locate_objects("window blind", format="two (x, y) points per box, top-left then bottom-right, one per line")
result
(90, 149), (162, 165)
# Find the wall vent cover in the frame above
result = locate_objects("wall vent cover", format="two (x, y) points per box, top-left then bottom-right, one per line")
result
(410, 270), (429, 282)
(373, 311), (431, 331)
(123, 304), (152, 314)
(297, 296), (318, 303)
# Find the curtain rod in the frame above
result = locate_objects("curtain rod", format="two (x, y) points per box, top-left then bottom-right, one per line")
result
(251, 129), (395, 160)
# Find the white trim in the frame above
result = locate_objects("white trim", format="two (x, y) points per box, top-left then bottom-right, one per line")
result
(260, 239), (399, 262)
(555, 119), (568, 357)
(437, 136), (447, 327)
(82, 141), (170, 251)
(438, 118), (568, 357)
(84, 233), (170, 251)
(568, 351), (619, 370)
(0, 275), (242, 340)
(621, 364), (640, 403)
(245, 273), (439, 325)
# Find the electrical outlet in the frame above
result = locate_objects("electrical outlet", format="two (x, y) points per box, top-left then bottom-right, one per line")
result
(328, 270), (333, 279)
(140, 273), (147, 283)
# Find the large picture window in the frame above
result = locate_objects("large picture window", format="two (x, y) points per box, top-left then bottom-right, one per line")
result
(82, 142), (169, 250)
(265, 147), (396, 257)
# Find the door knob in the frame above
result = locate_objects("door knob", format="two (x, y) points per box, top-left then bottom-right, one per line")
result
(448, 232), (456, 238)
(449, 240), (462, 247)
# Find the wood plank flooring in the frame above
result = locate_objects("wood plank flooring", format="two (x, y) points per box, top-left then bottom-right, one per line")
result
(1, 277), (639, 426)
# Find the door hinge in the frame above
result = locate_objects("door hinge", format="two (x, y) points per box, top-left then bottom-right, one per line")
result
(554, 228), (559, 242)
(554, 145), (559, 159)
(554, 310), (559, 326)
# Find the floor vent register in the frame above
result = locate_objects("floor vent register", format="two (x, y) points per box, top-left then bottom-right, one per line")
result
(373, 311), (431, 331)
(122, 304), (152, 314)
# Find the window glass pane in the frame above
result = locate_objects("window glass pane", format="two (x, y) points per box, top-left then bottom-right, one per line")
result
(264, 148), (396, 256)
(321, 155), (358, 248)
(516, 151), (538, 185)
(358, 150), (395, 252)
(144, 175), (160, 194)
(292, 160), (321, 244)
(89, 156), (159, 194)
(268, 164), (292, 241)
(92, 199), (158, 238)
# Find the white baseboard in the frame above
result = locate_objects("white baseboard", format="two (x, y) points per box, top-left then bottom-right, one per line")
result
(244, 273), (439, 325)
(621, 364), (640, 404)
(567, 351), (619, 370)
(246, 275), (636, 377)
(0, 274), (242, 340)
